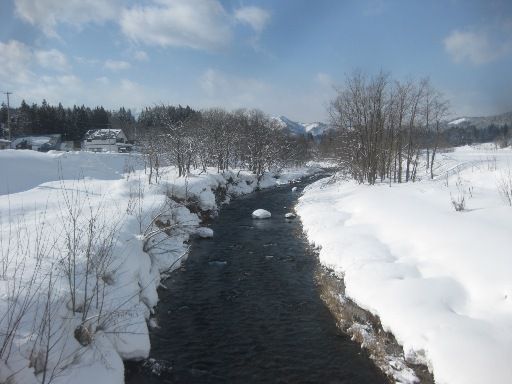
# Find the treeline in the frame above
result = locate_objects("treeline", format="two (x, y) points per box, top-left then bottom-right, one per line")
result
(443, 123), (510, 147)
(0, 101), (315, 174)
(137, 106), (312, 182)
(328, 71), (450, 184)
(0, 99), (136, 142)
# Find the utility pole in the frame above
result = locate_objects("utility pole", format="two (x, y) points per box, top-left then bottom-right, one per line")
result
(2, 91), (12, 141)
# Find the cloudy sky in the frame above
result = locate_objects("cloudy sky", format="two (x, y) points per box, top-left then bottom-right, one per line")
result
(0, 0), (511, 122)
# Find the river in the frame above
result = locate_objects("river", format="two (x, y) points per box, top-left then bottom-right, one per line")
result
(125, 173), (387, 383)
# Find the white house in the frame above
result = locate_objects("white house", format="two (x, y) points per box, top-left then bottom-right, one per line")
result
(82, 129), (132, 153)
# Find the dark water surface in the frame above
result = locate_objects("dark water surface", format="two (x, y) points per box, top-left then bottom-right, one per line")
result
(125, 174), (386, 384)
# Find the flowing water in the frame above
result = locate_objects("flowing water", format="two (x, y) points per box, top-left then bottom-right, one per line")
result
(125, 174), (386, 384)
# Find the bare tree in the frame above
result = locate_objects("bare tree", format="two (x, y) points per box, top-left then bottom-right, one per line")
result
(330, 71), (449, 184)
(430, 95), (450, 179)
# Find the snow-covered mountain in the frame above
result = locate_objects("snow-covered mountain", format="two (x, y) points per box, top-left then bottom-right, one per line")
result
(448, 117), (468, 125)
(272, 115), (332, 138)
(447, 111), (512, 129)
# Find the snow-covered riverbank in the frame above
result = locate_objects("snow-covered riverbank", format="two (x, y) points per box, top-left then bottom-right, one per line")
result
(297, 144), (512, 384)
(0, 149), (319, 384)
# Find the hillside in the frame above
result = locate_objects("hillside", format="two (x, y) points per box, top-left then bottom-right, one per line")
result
(447, 110), (512, 130)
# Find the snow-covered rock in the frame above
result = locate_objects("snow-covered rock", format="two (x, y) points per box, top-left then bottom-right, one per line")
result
(285, 213), (296, 219)
(292, 186), (298, 192)
(196, 227), (214, 238)
(252, 209), (271, 219)
(148, 318), (160, 329)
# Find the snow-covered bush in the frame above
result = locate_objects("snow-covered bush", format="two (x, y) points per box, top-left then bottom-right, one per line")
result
(497, 167), (512, 206)
(450, 192), (465, 211)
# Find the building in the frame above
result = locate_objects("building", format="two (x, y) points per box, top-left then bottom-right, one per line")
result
(11, 134), (62, 151)
(82, 129), (132, 153)
(0, 139), (11, 150)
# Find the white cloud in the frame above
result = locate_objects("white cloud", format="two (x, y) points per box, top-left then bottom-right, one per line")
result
(234, 6), (271, 33)
(120, 0), (232, 50)
(0, 40), (33, 84)
(315, 72), (333, 87)
(35, 49), (69, 71)
(134, 50), (149, 61)
(0, 41), (161, 112)
(444, 31), (496, 65)
(14, 0), (120, 37)
(0, 41), (72, 88)
(75, 56), (100, 65)
(10, 73), (161, 113)
(199, 68), (270, 106)
(95, 76), (110, 85)
(14, 0), (271, 51)
(16, 74), (83, 106)
(196, 68), (330, 122)
(444, 26), (512, 65)
(104, 59), (131, 70)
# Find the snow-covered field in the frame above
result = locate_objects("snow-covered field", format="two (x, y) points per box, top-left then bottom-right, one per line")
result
(297, 144), (512, 384)
(0, 149), (318, 384)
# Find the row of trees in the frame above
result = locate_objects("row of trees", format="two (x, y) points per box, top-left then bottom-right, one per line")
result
(0, 101), (315, 177)
(329, 71), (450, 184)
(1, 100), (136, 142)
(137, 106), (313, 182)
(443, 123), (510, 147)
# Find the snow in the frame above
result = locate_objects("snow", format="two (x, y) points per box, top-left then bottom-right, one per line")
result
(292, 186), (298, 192)
(297, 145), (512, 384)
(196, 227), (214, 238)
(0, 149), (136, 195)
(303, 122), (331, 136)
(252, 209), (271, 219)
(448, 117), (467, 125)
(0, 150), (317, 383)
(285, 213), (296, 219)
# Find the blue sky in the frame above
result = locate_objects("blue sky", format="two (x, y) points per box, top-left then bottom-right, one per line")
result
(0, 0), (511, 122)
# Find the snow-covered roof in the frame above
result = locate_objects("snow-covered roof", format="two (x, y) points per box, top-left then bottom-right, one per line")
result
(11, 135), (60, 147)
(84, 129), (123, 140)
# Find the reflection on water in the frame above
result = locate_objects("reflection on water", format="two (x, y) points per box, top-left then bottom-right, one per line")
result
(125, 174), (386, 384)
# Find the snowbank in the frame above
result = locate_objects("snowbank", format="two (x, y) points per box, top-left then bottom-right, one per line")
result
(0, 150), (317, 383)
(297, 146), (512, 384)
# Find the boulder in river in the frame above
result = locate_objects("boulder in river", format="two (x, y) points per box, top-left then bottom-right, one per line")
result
(252, 209), (271, 219)
(285, 213), (296, 219)
(196, 227), (214, 238)
(292, 187), (298, 192)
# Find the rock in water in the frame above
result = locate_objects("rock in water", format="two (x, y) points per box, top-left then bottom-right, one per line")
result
(252, 209), (271, 219)
(285, 213), (296, 219)
(196, 227), (214, 238)
(292, 186), (298, 192)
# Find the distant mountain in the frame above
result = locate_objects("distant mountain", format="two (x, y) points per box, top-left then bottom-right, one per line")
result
(446, 111), (512, 130)
(443, 111), (511, 146)
(272, 115), (332, 138)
